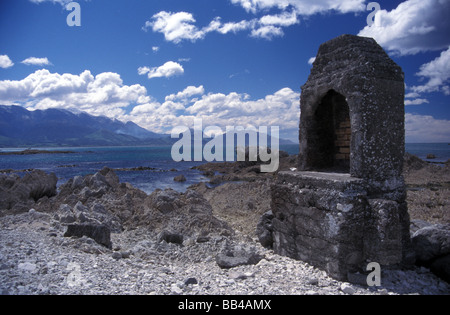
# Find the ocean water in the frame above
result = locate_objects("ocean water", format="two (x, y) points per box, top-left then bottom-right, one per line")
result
(0, 143), (447, 194)
(0, 144), (299, 194)
(405, 143), (450, 163)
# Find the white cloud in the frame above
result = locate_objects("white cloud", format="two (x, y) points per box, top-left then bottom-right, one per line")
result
(259, 10), (299, 26)
(404, 98), (429, 106)
(411, 46), (450, 95)
(138, 61), (184, 79)
(0, 69), (149, 119)
(152, 46), (160, 53)
(251, 25), (284, 40)
(0, 55), (14, 69)
(125, 86), (300, 140)
(358, 0), (450, 56)
(405, 113), (450, 143)
(21, 57), (52, 66)
(143, 11), (206, 43)
(165, 85), (205, 102)
(1, 69), (301, 141)
(307, 57), (316, 65)
(230, 0), (366, 15)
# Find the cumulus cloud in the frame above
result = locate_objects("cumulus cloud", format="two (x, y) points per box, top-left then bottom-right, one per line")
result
(358, 0), (450, 56)
(0, 55), (14, 69)
(405, 113), (450, 143)
(230, 0), (366, 15)
(138, 61), (184, 79)
(165, 85), (205, 102)
(411, 46), (450, 95)
(147, 0), (369, 43)
(126, 86), (300, 141)
(404, 98), (429, 106)
(21, 57), (52, 66)
(0, 69), (150, 119)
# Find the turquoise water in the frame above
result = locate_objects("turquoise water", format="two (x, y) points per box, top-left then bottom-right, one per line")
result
(0, 143), (446, 194)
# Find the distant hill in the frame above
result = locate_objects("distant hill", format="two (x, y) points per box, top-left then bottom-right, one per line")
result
(0, 105), (173, 147)
(0, 105), (296, 148)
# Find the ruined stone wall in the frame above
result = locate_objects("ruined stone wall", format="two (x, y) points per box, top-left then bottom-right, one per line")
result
(271, 35), (412, 282)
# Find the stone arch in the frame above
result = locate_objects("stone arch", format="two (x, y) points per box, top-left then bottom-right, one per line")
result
(306, 89), (351, 173)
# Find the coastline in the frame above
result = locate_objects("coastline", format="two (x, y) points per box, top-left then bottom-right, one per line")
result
(0, 152), (449, 295)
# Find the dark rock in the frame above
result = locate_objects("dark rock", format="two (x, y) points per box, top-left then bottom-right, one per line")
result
(410, 219), (432, 235)
(412, 224), (450, 264)
(426, 154), (436, 159)
(216, 250), (263, 269)
(158, 230), (184, 245)
(256, 211), (274, 249)
(430, 255), (450, 283)
(196, 236), (210, 243)
(404, 153), (427, 171)
(0, 170), (57, 214)
(64, 224), (112, 249)
(174, 174), (187, 182)
(184, 277), (198, 285)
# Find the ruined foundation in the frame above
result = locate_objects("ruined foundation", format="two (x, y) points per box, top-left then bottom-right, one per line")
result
(271, 35), (413, 281)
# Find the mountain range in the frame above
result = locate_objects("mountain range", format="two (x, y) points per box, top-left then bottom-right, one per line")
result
(0, 105), (173, 147)
(0, 105), (295, 148)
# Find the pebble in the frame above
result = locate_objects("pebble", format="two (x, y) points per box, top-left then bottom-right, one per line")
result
(340, 283), (356, 295)
(1, 211), (449, 295)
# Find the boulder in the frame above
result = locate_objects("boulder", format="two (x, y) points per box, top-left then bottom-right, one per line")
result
(173, 174), (187, 182)
(158, 230), (184, 245)
(256, 211), (274, 249)
(412, 224), (450, 264)
(412, 224), (450, 282)
(64, 223), (112, 249)
(0, 170), (57, 215)
(216, 247), (263, 269)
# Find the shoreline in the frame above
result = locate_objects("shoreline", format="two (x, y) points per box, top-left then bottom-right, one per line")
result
(0, 153), (449, 295)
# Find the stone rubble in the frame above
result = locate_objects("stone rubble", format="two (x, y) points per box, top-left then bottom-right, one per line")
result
(0, 209), (448, 295)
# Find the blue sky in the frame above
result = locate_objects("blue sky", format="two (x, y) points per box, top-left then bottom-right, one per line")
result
(0, 0), (449, 143)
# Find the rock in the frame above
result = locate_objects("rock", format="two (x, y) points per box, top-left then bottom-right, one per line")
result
(173, 174), (187, 182)
(18, 262), (37, 273)
(21, 170), (58, 202)
(412, 224), (450, 282)
(112, 252), (122, 260)
(184, 277), (198, 286)
(64, 224), (112, 249)
(410, 219), (432, 235)
(216, 249), (263, 269)
(426, 154), (436, 159)
(158, 230), (184, 245)
(430, 255), (450, 283)
(196, 236), (210, 243)
(404, 153), (427, 171)
(412, 224), (450, 264)
(0, 170), (57, 214)
(256, 211), (274, 249)
(340, 283), (356, 295)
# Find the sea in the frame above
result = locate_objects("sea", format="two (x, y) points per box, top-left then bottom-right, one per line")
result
(0, 143), (448, 194)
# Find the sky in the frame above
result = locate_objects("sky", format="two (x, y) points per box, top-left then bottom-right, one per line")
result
(0, 0), (449, 143)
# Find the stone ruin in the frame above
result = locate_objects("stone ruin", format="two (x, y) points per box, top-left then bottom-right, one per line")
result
(271, 34), (414, 282)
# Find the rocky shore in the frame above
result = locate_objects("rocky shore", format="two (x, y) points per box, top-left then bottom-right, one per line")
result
(0, 153), (449, 295)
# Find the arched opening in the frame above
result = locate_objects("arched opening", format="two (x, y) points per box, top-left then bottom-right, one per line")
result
(309, 90), (350, 173)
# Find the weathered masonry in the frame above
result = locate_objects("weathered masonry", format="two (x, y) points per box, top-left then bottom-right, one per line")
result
(271, 35), (413, 281)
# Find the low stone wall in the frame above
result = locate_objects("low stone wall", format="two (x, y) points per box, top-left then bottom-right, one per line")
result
(271, 171), (411, 281)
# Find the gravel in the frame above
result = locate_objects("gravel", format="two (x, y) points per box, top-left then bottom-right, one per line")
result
(1, 210), (449, 295)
